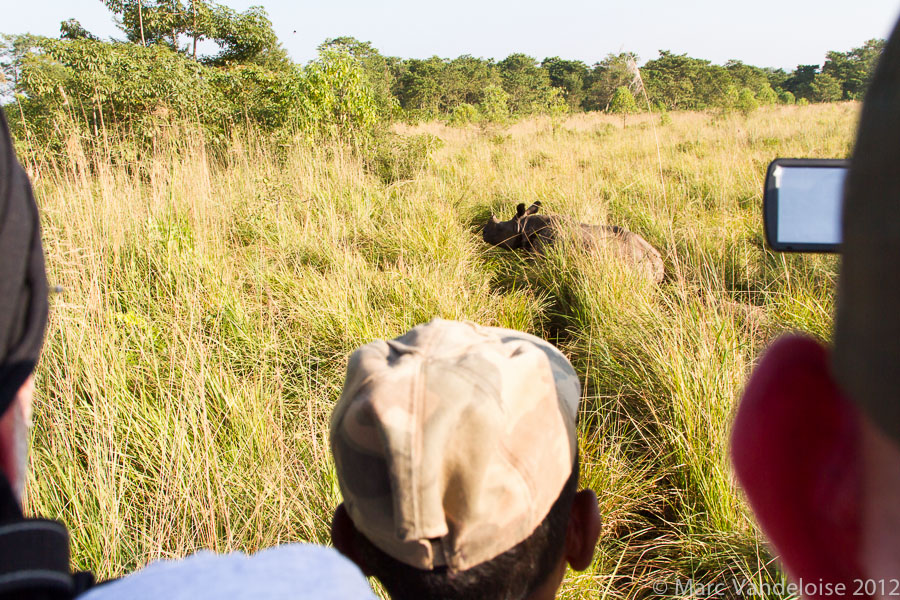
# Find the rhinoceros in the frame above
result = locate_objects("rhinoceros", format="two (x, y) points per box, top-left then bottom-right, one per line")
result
(482, 201), (665, 283)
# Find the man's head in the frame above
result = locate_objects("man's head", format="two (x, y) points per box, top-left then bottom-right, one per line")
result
(731, 16), (900, 599)
(0, 107), (48, 507)
(329, 319), (600, 600)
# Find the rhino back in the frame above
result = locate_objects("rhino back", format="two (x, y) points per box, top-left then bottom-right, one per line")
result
(579, 224), (665, 283)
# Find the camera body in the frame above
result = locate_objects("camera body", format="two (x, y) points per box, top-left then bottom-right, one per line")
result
(763, 158), (849, 253)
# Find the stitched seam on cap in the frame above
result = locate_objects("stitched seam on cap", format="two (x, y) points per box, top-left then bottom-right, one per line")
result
(408, 354), (424, 541)
(498, 442), (538, 536)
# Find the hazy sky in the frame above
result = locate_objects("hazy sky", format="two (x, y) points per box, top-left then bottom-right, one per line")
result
(4, 1), (898, 70)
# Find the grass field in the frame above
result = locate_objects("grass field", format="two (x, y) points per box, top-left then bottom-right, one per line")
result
(23, 102), (855, 598)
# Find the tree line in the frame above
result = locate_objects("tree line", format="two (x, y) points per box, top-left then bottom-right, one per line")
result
(338, 37), (884, 121)
(0, 0), (886, 151)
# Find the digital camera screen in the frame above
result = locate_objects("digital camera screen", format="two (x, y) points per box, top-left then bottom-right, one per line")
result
(774, 166), (846, 245)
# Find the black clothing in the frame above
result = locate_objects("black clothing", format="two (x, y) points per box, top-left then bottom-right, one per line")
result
(0, 107), (48, 418)
(0, 474), (94, 599)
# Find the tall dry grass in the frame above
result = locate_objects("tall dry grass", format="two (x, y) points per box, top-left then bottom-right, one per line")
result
(24, 103), (855, 597)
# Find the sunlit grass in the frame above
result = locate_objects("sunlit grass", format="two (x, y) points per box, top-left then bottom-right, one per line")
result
(25, 103), (854, 597)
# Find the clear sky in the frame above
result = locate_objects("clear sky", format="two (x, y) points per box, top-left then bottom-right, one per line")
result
(4, 1), (898, 70)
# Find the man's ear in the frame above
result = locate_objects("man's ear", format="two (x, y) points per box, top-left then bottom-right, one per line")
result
(331, 503), (374, 577)
(564, 489), (601, 571)
(731, 335), (864, 595)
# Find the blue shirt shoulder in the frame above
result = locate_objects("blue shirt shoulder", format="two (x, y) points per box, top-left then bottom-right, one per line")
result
(80, 543), (376, 600)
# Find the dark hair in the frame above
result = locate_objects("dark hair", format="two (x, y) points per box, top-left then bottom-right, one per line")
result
(356, 457), (580, 600)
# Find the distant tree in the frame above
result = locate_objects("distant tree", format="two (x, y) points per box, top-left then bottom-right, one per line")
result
(810, 72), (843, 102)
(724, 61), (776, 105)
(396, 57), (444, 115)
(642, 51), (715, 110)
(203, 5), (287, 67)
(319, 36), (378, 60)
(392, 54), (499, 115)
(0, 34), (52, 101)
(318, 37), (399, 117)
(541, 56), (588, 111)
(100, 1), (286, 65)
(782, 64), (818, 101)
(183, 0), (217, 59)
(822, 38), (885, 99)
(763, 67), (789, 91)
(608, 86), (638, 126)
(497, 53), (553, 115)
(725, 60), (770, 98)
(441, 55), (500, 109)
(584, 52), (637, 111)
(59, 19), (98, 41)
(102, 0), (186, 48)
(696, 64), (735, 108)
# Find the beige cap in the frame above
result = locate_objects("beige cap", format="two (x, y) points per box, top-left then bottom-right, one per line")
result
(330, 319), (580, 572)
(833, 19), (900, 442)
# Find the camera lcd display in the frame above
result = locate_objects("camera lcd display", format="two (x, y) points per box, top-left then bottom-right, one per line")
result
(773, 165), (845, 245)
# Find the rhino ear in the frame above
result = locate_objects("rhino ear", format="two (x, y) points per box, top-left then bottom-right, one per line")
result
(525, 201), (541, 215)
(516, 203), (526, 218)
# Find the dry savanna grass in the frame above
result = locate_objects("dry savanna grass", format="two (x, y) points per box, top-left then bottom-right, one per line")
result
(24, 103), (854, 598)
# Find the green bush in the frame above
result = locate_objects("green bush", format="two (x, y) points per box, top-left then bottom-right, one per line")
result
(608, 86), (638, 126)
(757, 85), (778, 105)
(300, 49), (380, 139)
(369, 132), (443, 184)
(448, 103), (479, 126)
(6, 38), (381, 160)
(719, 85), (740, 112)
(736, 88), (759, 116)
(479, 84), (510, 123)
(777, 89), (796, 105)
(17, 39), (209, 133)
(543, 87), (569, 117)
